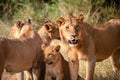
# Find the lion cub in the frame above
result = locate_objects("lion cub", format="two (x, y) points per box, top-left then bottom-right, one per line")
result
(42, 45), (71, 80)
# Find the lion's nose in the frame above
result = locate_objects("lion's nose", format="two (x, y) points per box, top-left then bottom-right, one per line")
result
(71, 34), (76, 38)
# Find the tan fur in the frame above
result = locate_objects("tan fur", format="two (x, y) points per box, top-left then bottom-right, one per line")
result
(56, 13), (120, 80)
(38, 20), (60, 45)
(42, 45), (71, 80)
(0, 21), (43, 80)
(9, 19), (31, 39)
(8, 20), (60, 80)
(42, 45), (82, 80)
(9, 21), (22, 39)
(8, 20), (34, 80)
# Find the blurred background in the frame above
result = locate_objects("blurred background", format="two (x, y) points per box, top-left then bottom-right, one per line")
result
(0, 0), (120, 37)
(0, 0), (120, 80)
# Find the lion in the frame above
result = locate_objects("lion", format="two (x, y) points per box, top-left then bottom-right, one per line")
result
(56, 13), (120, 80)
(33, 20), (60, 80)
(38, 20), (60, 45)
(8, 19), (36, 80)
(9, 21), (21, 39)
(9, 19), (31, 39)
(42, 45), (81, 80)
(10, 20), (60, 45)
(8, 19), (60, 80)
(0, 20), (43, 80)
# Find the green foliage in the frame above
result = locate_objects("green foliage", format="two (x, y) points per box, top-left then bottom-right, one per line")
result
(90, 0), (120, 26)
(0, 0), (120, 33)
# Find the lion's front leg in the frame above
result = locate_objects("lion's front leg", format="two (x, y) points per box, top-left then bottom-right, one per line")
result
(69, 61), (79, 80)
(68, 52), (79, 80)
(0, 65), (4, 80)
(32, 61), (45, 80)
(110, 49), (120, 73)
(56, 73), (63, 80)
(45, 72), (51, 80)
(16, 72), (24, 80)
(86, 54), (96, 80)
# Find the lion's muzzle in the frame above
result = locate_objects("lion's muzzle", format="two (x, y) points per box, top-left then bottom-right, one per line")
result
(44, 59), (53, 65)
(68, 38), (78, 47)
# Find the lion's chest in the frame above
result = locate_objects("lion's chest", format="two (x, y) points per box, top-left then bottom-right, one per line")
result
(47, 65), (57, 77)
(68, 48), (87, 61)
(78, 51), (87, 61)
(46, 61), (63, 77)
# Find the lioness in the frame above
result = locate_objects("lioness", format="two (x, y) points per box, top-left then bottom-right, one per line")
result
(56, 13), (120, 80)
(10, 20), (60, 45)
(35, 20), (60, 80)
(38, 20), (60, 45)
(0, 20), (43, 80)
(8, 19), (60, 80)
(9, 19), (30, 39)
(42, 45), (82, 80)
(8, 19), (35, 80)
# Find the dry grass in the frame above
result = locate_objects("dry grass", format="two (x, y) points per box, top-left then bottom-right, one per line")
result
(0, 20), (11, 37)
(78, 59), (119, 80)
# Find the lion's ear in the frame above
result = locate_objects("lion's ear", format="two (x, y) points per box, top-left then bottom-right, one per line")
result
(44, 20), (51, 23)
(16, 21), (22, 29)
(54, 45), (60, 52)
(26, 19), (31, 24)
(77, 14), (84, 22)
(41, 44), (47, 51)
(56, 17), (65, 26)
(44, 23), (52, 31)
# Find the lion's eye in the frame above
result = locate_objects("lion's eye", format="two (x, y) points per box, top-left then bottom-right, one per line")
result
(66, 26), (69, 30)
(75, 26), (79, 30)
(48, 54), (52, 58)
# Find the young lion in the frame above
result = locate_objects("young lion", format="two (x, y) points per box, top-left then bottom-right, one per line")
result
(42, 45), (71, 80)
(56, 13), (120, 80)
(42, 45), (81, 80)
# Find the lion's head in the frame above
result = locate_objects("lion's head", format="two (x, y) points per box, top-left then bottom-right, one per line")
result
(56, 13), (88, 47)
(18, 19), (34, 39)
(42, 45), (61, 65)
(38, 20), (60, 45)
(9, 19), (31, 39)
(9, 21), (22, 39)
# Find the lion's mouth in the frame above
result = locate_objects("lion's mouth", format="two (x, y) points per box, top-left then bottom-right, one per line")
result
(45, 61), (53, 65)
(68, 39), (78, 46)
(47, 62), (53, 65)
(57, 37), (61, 40)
